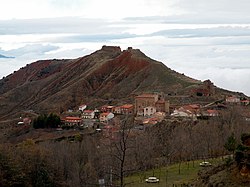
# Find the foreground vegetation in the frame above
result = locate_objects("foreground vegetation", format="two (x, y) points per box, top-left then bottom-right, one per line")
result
(0, 107), (249, 187)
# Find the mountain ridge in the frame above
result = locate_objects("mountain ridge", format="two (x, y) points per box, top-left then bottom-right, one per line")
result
(0, 46), (243, 120)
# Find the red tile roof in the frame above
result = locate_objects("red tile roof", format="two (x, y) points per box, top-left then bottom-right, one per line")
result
(182, 104), (200, 110)
(207, 110), (218, 114)
(65, 116), (81, 120)
(63, 116), (82, 122)
(83, 110), (94, 113)
(241, 100), (249, 103)
(121, 104), (133, 109)
(100, 112), (110, 117)
(79, 104), (86, 107)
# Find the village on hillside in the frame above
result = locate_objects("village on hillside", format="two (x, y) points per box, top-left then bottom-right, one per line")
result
(28, 80), (247, 136)
(16, 80), (250, 138)
(5, 82), (250, 187)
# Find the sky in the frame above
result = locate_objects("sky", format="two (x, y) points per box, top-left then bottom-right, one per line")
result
(0, 0), (250, 96)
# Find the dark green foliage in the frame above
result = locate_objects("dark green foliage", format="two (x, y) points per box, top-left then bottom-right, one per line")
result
(241, 133), (250, 145)
(235, 150), (244, 165)
(46, 113), (61, 128)
(31, 162), (54, 187)
(225, 156), (233, 166)
(224, 133), (237, 153)
(235, 133), (250, 165)
(33, 113), (61, 129)
(33, 114), (47, 129)
(234, 147), (250, 166)
(236, 144), (250, 152)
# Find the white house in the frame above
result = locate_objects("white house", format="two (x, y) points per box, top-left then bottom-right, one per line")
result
(171, 110), (191, 117)
(79, 104), (87, 112)
(205, 109), (219, 117)
(82, 110), (95, 119)
(226, 96), (240, 104)
(143, 106), (156, 116)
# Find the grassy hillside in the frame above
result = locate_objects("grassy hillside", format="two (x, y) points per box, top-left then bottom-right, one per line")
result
(124, 158), (222, 187)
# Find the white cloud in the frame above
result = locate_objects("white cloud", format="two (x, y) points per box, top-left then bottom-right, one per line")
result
(0, 0), (176, 20)
(175, 0), (250, 15)
(172, 0), (250, 23)
(184, 67), (250, 95)
(1, 0), (250, 24)
(1, 0), (250, 96)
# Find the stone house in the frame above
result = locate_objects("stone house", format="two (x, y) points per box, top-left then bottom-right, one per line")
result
(120, 104), (134, 115)
(192, 80), (215, 97)
(135, 93), (169, 116)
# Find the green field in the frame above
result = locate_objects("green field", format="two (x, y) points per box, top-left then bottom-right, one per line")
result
(124, 158), (223, 187)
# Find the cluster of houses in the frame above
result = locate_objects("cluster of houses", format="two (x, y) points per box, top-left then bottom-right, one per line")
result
(171, 95), (249, 120)
(171, 104), (219, 119)
(61, 103), (134, 127)
(61, 92), (170, 127)
(226, 95), (250, 106)
(60, 92), (249, 128)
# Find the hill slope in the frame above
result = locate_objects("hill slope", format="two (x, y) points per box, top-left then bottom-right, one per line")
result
(0, 45), (211, 119)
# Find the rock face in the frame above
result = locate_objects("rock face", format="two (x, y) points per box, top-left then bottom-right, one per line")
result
(0, 45), (214, 119)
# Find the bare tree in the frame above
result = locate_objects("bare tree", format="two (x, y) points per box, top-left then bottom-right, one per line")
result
(105, 116), (135, 187)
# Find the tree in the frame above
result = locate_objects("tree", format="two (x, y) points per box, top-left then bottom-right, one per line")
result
(46, 113), (61, 128)
(80, 162), (98, 186)
(0, 146), (27, 186)
(106, 116), (134, 187)
(0, 140), (61, 187)
(224, 133), (237, 155)
(33, 113), (60, 129)
(172, 125), (188, 174)
(33, 114), (47, 129)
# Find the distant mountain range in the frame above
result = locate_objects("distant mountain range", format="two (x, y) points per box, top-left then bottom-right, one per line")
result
(0, 46), (244, 120)
(0, 54), (14, 58)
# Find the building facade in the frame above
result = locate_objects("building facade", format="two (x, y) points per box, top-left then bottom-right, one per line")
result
(135, 93), (169, 116)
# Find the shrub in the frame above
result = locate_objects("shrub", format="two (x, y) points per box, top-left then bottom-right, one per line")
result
(33, 113), (61, 129)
